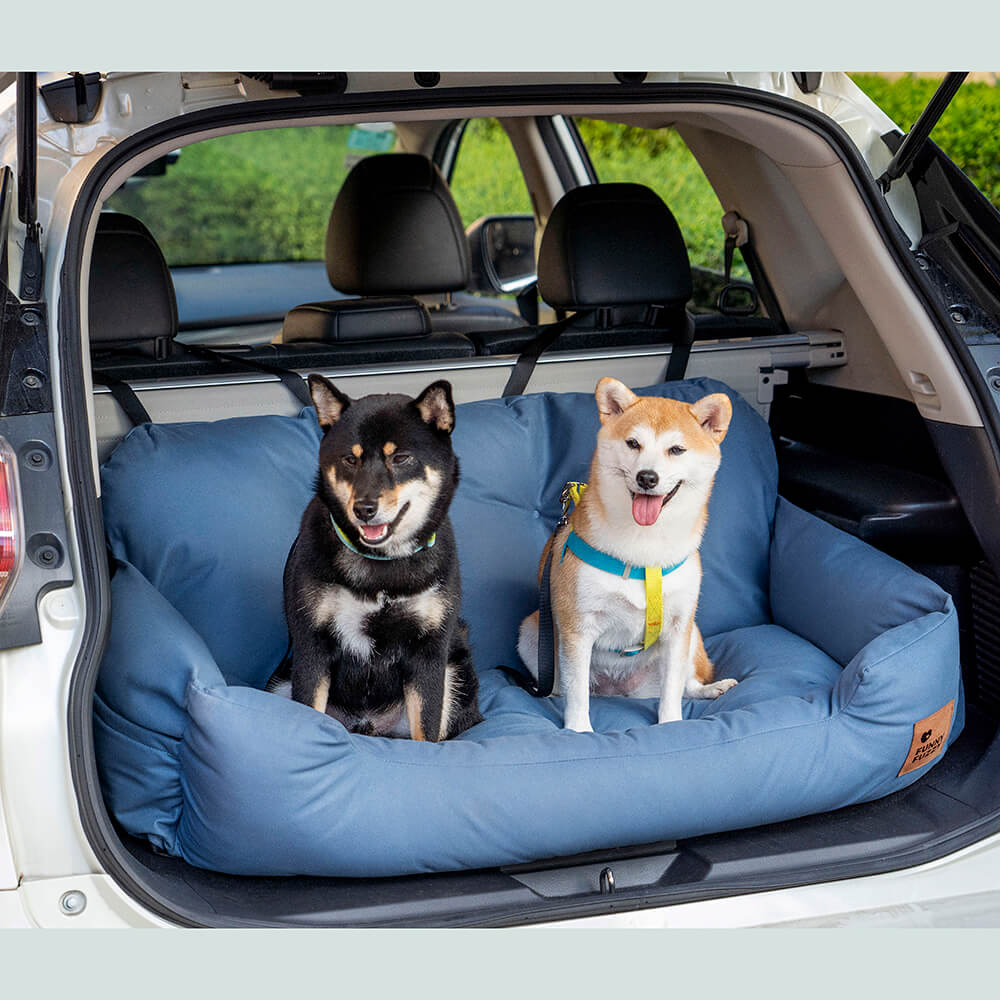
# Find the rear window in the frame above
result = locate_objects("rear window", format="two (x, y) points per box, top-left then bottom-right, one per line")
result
(448, 118), (533, 226)
(574, 117), (750, 284)
(104, 123), (400, 267)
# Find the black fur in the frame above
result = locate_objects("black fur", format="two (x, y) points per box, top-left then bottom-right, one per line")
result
(277, 376), (482, 740)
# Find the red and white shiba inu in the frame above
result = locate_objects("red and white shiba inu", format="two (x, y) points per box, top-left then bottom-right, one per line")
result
(517, 378), (737, 732)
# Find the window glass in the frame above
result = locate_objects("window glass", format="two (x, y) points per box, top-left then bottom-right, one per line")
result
(448, 118), (533, 227)
(104, 123), (399, 266)
(574, 118), (750, 285)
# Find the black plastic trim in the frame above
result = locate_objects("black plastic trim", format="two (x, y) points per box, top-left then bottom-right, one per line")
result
(0, 412), (76, 649)
(534, 115), (582, 191)
(59, 79), (1000, 927)
(925, 421), (1000, 573)
(244, 73), (348, 97)
(15, 74), (37, 228)
(560, 115), (598, 184)
(0, 167), (11, 284)
(432, 118), (468, 184)
(793, 73), (822, 95)
(40, 73), (103, 125)
(613, 73), (647, 86)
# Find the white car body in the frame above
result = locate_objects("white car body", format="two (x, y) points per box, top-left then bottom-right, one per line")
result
(0, 70), (997, 928)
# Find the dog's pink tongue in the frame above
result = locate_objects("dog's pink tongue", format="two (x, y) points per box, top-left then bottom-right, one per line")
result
(632, 493), (663, 526)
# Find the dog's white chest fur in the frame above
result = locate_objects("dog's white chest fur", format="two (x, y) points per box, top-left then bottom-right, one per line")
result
(311, 583), (449, 661)
(573, 557), (698, 694)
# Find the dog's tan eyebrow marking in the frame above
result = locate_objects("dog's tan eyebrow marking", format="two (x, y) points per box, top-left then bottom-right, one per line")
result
(351, 444), (363, 458)
(383, 441), (397, 456)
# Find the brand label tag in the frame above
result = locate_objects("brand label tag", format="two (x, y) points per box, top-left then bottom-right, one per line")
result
(897, 700), (955, 777)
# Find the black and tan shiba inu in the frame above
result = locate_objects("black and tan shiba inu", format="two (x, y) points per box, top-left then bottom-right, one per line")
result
(274, 375), (482, 741)
(517, 378), (738, 732)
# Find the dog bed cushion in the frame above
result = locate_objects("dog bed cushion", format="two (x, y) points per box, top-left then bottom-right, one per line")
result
(96, 378), (963, 876)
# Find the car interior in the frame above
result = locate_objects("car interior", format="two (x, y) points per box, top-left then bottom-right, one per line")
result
(71, 94), (1000, 926)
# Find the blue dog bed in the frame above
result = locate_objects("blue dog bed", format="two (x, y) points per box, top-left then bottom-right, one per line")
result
(95, 378), (963, 877)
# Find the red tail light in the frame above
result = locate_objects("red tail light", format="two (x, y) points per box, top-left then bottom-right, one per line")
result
(0, 438), (23, 614)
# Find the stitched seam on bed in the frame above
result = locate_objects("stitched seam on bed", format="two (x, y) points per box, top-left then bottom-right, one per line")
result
(94, 696), (182, 758)
(183, 607), (953, 771)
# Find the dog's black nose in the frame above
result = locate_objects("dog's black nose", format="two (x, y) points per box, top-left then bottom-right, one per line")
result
(636, 469), (659, 491)
(353, 499), (379, 522)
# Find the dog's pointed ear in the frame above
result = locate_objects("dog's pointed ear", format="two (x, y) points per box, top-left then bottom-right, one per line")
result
(414, 380), (455, 434)
(309, 374), (350, 431)
(595, 377), (638, 424)
(689, 393), (733, 444)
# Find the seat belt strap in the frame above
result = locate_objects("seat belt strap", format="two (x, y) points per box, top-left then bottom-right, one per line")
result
(722, 211), (748, 285)
(515, 281), (540, 325)
(664, 310), (696, 382)
(91, 371), (152, 427)
(502, 310), (590, 397)
(186, 345), (313, 408)
(720, 211), (788, 334)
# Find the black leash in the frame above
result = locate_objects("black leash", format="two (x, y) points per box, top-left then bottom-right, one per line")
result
(501, 484), (578, 697)
(500, 542), (558, 696)
(264, 535), (299, 692)
(532, 543), (557, 696)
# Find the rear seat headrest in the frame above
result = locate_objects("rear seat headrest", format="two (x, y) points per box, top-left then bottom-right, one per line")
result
(89, 213), (178, 347)
(326, 154), (470, 296)
(538, 183), (692, 311)
(282, 297), (431, 344)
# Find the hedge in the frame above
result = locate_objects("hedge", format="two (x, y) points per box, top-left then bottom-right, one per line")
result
(850, 73), (1000, 206)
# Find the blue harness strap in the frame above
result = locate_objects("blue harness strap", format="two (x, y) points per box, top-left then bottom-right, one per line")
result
(561, 530), (687, 580)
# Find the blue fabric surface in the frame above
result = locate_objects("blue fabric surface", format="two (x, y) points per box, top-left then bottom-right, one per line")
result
(96, 378), (964, 876)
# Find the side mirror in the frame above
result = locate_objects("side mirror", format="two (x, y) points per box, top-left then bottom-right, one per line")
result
(466, 214), (537, 294)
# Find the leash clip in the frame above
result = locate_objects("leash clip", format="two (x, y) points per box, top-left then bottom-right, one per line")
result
(557, 482), (573, 528)
(557, 481), (587, 528)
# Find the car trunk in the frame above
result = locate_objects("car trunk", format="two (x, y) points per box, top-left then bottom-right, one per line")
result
(50, 79), (1000, 926)
(72, 361), (1000, 928)
(86, 366), (1000, 925)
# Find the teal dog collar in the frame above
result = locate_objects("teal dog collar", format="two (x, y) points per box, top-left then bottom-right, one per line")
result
(331, 514), (436, 561)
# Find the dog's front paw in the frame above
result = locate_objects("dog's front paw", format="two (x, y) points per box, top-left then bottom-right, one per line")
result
(657, 707), (683, 725)
(564, 715), (594, 733)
